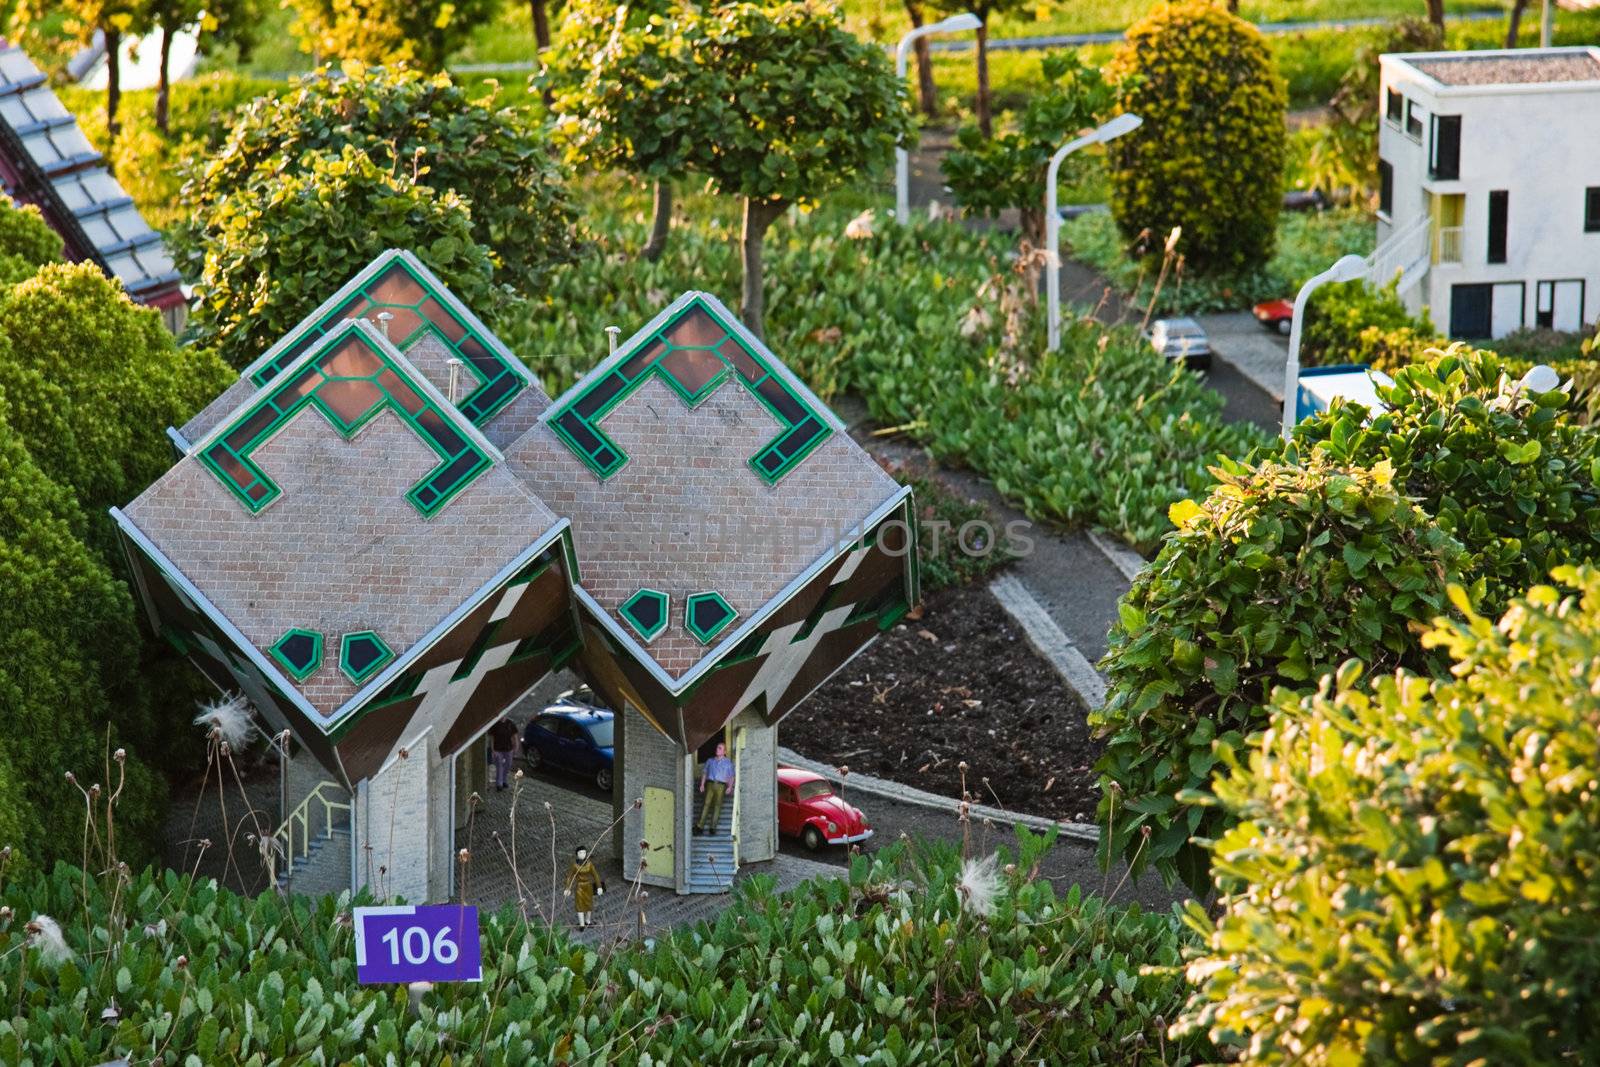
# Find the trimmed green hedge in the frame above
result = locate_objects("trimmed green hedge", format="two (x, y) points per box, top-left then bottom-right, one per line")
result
(1180, 568), (1600, 1062)
(0, 835), (1201, 1064)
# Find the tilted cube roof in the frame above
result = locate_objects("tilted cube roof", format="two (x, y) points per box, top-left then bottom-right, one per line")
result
(504, 292), (903, 687)
(121, 316), (566, 724)
(0, 44), (180, 304)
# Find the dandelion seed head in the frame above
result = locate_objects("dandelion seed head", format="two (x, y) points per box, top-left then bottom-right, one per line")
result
(25, 915), (71, 965)
(956, 854), (1003, 919)
(194, 692), (256, 748)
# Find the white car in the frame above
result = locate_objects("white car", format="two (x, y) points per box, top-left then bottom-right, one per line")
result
(1145, 318), (1212, 369)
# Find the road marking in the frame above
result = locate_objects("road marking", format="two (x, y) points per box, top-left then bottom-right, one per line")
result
(1085, 530), (1146, 583)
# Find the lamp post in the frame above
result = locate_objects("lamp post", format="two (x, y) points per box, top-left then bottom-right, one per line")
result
(1045, 112), (1143, 352)
(895, 12), (982, 223)
(1282, 253), (1369, 440)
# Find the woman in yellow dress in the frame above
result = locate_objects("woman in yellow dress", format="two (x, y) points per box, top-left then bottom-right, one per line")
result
(564, 845), (605, 929)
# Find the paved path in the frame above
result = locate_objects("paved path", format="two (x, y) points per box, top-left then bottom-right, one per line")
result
(1198, 310), (1289, 403)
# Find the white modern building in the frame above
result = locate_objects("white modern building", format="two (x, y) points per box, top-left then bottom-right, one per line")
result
(1374, 47), (1600, 339)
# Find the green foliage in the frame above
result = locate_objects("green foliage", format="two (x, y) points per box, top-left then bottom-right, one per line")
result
(286, 0), (501, 70)
(0, 402), (166, 867)
(1092, 458), (1466, 891)
(1299, 276), (1434, 368)
(1179, 568), (1600, 1063)
(891, 466), (1015, 591)
(1290, 346), (1600, 613)
(683, 2), (913, 210)
(1107, 0), (1287, 276)
(1063, 207), (1374, 317)
(941, 51), (1116, 246)
(185, 145), (499, 368)
(0, 196), (63, 284)
(544, 0), (695, 179)
(0, 834), (1200, 1062)
(0, 262), (232, 541)
(505, 182), (1263, 551)
(173, 62), (576, 354)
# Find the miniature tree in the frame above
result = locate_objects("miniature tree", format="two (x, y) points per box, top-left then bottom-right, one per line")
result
(1106, 0), (1286, 275)
(941, 51), (1115, 251)
(135, 0), (263, 134)
(186, 146), (498, 367)
(285, 0), (501, 70)
(545, 0), (698, 261)
(174, 63), (576, 312)
(0, 195), (64, 285)
(684, 1), (914, 337)
(930, 0), (1031, 137)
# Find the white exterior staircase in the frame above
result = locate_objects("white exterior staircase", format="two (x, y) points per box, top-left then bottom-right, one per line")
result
(269, 781), (352, 897)
(1368, 213), (1432, 297)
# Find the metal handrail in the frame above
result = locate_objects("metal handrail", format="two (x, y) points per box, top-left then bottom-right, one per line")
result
(1367, 212), (1430, 285)
(268, 780), (351, 885)
(1435, 226), (1464, 265)
(729, 729), (743, 858)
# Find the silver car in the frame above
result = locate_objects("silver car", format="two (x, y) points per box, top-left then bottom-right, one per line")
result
(1145, 317), (1212, 368)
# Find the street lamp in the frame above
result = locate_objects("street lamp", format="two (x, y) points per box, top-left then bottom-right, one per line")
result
(1282, 253), (1369, 440)
(1045, 112), (1143, 352)
(895, 12), (982, 224)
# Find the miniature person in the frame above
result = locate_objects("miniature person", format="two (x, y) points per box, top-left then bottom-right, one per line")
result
(695, 742), (735, 835)
(564, 845), (605, 929)
(487, 716), (519, 791)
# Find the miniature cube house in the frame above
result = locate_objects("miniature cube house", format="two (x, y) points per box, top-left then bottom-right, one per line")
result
(114, 251), (918, 897)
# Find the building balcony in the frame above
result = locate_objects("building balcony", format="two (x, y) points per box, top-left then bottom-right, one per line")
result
(1434, 226), (1464, 265)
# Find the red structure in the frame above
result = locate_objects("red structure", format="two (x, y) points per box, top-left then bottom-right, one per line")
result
(0, 43), (186, 329)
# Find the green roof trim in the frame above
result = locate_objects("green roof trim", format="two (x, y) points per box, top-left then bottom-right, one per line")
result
(250, 256), (526, 428)
(339, 630), (395, 685)
(269, 627), (324, 682)
(684, 591), (738, 645)
(547, 297), (833, 485)
(198, 323), (493, 519)
(619, 588), (670, 643)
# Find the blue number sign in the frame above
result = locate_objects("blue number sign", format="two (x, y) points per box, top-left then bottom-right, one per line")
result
(354, 905), (482, 984)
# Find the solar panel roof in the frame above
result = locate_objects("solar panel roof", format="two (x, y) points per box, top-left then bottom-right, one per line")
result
(0, 44), (181, 302)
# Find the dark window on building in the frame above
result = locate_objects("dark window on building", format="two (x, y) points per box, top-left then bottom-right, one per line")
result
(1487, 190), (1508, 264)
(1429, 114), (1461, 180)
(1385, 89), (1404, 124)
(1586, 187), (1600, 233)
(1406, 99), (1425, 140)
(1378, 160), (1394, 215)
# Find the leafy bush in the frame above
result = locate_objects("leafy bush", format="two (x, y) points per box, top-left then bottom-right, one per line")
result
(1092, 458), (1466, 891)
(0, 196), (63, 284)
(174, 63), (576, 336)
(285, 0), (500, 71)
(185, 145), (499, 368)
(1107, 0), (1287, 275)
(941, 50), (1115, 248)
(887, 464), (1016, 591)
(1291, 346), (1600, 613)
(1300, 277), (1433, 368)
(0, 834), (1202, 1063)
(1178, 568), (1600, 1063)
(0, 402), (167, 868)
(0, 262), (233, 542)
(1062, 208), (1373, 317)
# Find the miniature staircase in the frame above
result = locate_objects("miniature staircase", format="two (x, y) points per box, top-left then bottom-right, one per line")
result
(685, 802), (737, 894)
(276, 827), (351, 898)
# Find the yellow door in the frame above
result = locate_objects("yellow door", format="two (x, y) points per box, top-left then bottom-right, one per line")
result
(1432, 193), (1464, 264)
(642, 786), (675, 882)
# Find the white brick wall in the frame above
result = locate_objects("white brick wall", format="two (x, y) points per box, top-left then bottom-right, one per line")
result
(732, 710), (777, 866)
(353, 726), (434, 903)
(621, 703), (683, 890)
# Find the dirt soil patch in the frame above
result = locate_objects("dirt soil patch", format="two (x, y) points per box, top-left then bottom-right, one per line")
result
(783, 583), (1101, 823)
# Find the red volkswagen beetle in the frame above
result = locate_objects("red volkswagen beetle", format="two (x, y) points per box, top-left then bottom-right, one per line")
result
(778, 767), (873, 851)
(1252, 297), (1295, 335)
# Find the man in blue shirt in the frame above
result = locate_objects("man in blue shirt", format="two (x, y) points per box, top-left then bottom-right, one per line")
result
(695, 742), (735, 835)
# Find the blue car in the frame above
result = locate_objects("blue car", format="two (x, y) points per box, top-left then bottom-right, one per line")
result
(521, 688), (615, 792)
